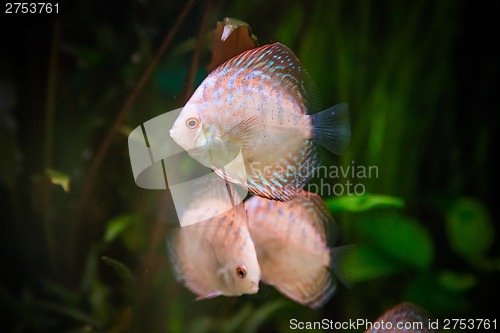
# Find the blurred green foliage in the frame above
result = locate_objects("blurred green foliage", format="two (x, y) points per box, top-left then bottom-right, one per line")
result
(0, 0), (498, 332)
(446, 197), (495, 261)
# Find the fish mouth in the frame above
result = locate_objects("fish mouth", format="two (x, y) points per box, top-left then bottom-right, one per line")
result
(250, 281), (260, 294)
(169, 128), (181, 146)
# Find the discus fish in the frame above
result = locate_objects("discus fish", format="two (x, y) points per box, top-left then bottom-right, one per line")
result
(169, 183), (260, 299)
(245, 191), (345, 308)
(169, 43), (350, 201)
(365, 302), (435, 333)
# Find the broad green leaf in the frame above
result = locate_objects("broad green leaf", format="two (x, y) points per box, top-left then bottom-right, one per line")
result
(438, 271), (476, 292)
(338, 244), (401, 283)
(446, 197), (494, 260)
(46, 168), (70, 192)
(326, 193), (404, 213)
(355, 214), (434, 269)
(103, 214), (140, 244)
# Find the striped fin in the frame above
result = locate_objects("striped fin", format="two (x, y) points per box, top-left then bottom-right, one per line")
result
(276, 268), (336, 309)
(298, 191), (341, 245)
(213, 140), (319, 201)
(312, 103), (350, 155)
(245, 140), (320, 201)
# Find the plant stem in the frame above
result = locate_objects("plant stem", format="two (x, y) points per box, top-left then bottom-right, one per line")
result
(182, 0), (213, 103)
(43, 19), (60, 274)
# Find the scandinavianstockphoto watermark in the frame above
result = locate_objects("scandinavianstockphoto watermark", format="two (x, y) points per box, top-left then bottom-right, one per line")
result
(289, 318), (426, 331)
(249, 160), (379, 196)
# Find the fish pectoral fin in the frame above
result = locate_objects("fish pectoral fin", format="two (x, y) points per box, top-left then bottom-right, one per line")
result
(223, 115), (262, 150)
(196, 291), (224, 300)
(212, 166), (248, 188)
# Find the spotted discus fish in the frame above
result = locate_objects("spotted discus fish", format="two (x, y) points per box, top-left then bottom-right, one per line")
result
(365, 302), (435, 333)
(169, 184), (260, 299)
(169, 43), (350, 201)
(245, 191), (345, 308)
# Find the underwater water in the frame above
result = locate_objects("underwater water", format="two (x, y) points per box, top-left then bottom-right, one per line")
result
(0, 0), (498, 332)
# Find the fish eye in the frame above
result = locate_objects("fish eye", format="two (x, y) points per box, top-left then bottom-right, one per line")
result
(185, 116), (200, 129)
(236, 266), (247, 279)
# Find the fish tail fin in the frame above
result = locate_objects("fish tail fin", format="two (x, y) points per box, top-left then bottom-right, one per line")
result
(311, 103), (350, 155)
(330, 244), (357, 289)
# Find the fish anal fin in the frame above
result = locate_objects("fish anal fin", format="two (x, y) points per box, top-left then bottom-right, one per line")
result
(274, 268), (335, 309)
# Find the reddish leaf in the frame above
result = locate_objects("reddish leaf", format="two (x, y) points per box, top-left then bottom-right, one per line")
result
(207, 18), (259, 72)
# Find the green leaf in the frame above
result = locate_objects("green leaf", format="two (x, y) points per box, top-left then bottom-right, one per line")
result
(337, 244), (401, 283)
(446, 197), (494, 260)
(32, 299), (101, 327)
(46, 168), (70, 192)
(80, 245), (111, 323)
(244, 300), (287, 333)
(103, 214), (140, 244)
(219, 304), (253, 333)
(101, 256), (137, 303)
(438, 271), (476, 292)
(354, 213), (434, 269)
(326, 193), (404, 213)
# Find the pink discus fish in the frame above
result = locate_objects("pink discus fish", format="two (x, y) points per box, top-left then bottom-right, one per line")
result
(245, 191), (344, 308)
(365, 302), (435, 333)
(169, 186), (260, 299)
(169, 43), (350, 201)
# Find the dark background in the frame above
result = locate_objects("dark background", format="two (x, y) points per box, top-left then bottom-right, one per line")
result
(1, 0), (498, 332)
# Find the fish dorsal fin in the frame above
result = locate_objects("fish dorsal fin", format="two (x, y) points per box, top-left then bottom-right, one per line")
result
(215, 43), (321, 112)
